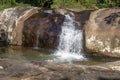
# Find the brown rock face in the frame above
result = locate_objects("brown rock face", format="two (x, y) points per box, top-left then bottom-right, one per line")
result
(22, 10), (64, 48)
(85, 8), (120, 57)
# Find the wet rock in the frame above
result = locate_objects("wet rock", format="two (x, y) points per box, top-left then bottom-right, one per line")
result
(22, 9), (64, 49)
(0, 59), (120, 80)
(84, 8), (120, 57)
(75, 10), (92, 30)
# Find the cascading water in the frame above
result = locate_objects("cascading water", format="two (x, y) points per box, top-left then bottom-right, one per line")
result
(53, 13), (86, 62)
(34, 31), (40, 49)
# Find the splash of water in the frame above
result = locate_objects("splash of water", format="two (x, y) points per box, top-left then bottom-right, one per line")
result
(53, 13), (86, 63)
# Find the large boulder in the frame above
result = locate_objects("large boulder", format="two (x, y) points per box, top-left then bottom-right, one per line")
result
(0, 6), (40, 45)
(84, 8), (120, 57)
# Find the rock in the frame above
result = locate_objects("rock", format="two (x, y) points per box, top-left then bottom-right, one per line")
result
(0, 6), (41, 45)
(84, 8), (120, 57)
(54, 8), (68, 15)
(66, 8), (81, 12)
(22, 9), (64, 48)
(0, 7), (65, 48)
(21, 78), (32, 80)
(0, 59), (120, 80)
(75, 10), (92, 29)
(0, 66), (3, 69)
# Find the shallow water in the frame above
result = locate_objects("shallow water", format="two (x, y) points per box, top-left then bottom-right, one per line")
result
(0, 46), (119, 65)
(0, 46), (53, 61)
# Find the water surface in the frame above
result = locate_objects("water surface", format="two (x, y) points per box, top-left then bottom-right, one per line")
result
(0, 46), (119, 65)
(0, 46), (53, 61)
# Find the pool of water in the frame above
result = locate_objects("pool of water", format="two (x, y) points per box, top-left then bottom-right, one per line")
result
(0, 46), (53, 61)
(0, 46), (119, 65)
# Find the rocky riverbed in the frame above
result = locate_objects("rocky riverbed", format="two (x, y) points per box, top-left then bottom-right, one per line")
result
(0, 59), (120, 80)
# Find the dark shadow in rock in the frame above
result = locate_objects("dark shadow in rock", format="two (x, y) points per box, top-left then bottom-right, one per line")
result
(0, 29), (8, 47)
(104, 12), (120, 24)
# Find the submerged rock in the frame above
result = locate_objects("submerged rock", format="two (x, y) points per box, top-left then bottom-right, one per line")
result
(0, 59), (120, 80)
(85, 8), (120, 57)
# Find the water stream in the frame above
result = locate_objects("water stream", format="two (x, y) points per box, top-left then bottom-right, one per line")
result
(52, 13), (86, 62)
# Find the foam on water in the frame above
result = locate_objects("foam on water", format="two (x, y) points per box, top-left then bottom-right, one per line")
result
(52, 51), (85, 63)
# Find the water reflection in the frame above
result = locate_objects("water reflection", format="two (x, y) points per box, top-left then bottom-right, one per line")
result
(0, 46), (52, 61)
(0, 46), (119, 65)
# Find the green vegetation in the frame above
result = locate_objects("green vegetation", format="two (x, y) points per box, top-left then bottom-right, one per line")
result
(96, 0), (120, 8)
(0, 0), (120, 10)
(0, 0), (15, 10)
(0, 0), (30, 10)
(51, 0), (97, 9)
(0, 0), (52, 10)
(51, 0), (120, 9)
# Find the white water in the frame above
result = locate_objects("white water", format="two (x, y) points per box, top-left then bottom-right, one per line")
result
(52, 13), (86, 63)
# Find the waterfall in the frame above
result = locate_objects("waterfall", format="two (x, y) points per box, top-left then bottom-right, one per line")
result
(53, 13), (86, 62)
(34, 31), (40, 49)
